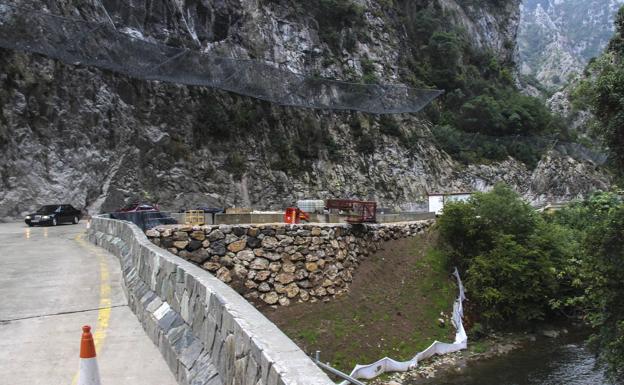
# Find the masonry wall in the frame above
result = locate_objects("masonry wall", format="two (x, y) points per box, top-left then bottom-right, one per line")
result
(87, 216), (334, 385)
(146, 220), (435, 307)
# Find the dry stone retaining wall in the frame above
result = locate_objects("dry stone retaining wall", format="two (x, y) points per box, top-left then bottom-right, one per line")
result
(145, 220), (434, 307)
(87, 215), (333, 385)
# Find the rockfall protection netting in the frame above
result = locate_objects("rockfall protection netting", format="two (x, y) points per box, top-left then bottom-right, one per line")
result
(0, 4), (443, 114)
(433, 131), (609, 166)
(339, 268), (467, 384)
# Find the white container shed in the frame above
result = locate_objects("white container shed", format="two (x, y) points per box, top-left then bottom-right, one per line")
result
(428, 192), (473, 215)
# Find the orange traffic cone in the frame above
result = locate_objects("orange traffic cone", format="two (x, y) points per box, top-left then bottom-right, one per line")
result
(78, 325), (101, 385)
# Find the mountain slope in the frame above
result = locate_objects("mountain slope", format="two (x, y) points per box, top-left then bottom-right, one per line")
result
(518, 0), (624, 91)
(0, 0), (610, 219)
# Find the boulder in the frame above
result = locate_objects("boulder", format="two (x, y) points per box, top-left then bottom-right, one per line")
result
(186, 239), (202, 252)
(173, 240), (189, 250)
(189, 249), (210, 264)
(285, 283), (299, 298)
(294, 269), (308, 280)
(264, 252), (282, 262)
(173, 231), (189, 241)
(261, 236), (278, 249)
(281, 262), (296, 273)
(216, 267), (232, 283)
(262, 292), (279, 305)
(276, 273), (295, 284)
(255, 270), (271, 281)
(246, 237), (261, 248)
(202, 262), (221, 272)
(305, 262), (318, 272)
(269, 262), (281, 273)
(209, 240), (226, 256)
(236, 249), (255, 262)
(207, 229), (225, 241)
(250, 258), (269, 270)
(220, 255), (234, 268)
(145, 229), (159, 237)
(247, 227), (260, 237)
(224, 233), (239, 245)
(227, 239), (247, 253)
(232, 264), (248, 278)
(190, 231), (205, 241)
(232, 226), (247, 237)
(297, 280), (311, 289)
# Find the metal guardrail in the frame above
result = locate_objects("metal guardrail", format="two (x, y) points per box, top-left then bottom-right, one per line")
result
(108, 211), (177, 231)
(312, 351), (365, 385)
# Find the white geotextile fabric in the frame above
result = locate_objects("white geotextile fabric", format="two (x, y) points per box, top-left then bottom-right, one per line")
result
(340, 268), (467, 383)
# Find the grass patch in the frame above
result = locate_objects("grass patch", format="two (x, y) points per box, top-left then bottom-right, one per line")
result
(263, 231), (457, 372)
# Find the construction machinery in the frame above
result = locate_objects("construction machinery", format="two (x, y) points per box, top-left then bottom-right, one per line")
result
(325, 199), (377, 223)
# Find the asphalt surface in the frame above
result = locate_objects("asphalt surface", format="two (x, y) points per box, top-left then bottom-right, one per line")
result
(0, 221), (177, 385)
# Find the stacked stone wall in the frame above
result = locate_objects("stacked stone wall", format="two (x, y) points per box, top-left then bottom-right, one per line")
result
(87, 215), (333, 385)
(146, 220), (434, 307)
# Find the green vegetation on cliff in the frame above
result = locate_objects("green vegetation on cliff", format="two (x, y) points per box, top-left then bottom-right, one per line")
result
(396, 1), (565, 167)
(573, 6), (624, 180)
(261, 0), (565, 168)
(438, 186), (624, 381)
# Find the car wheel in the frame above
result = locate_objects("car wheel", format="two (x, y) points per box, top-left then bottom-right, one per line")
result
(73, 216), (79, 224)
(52, 218), (57, 226)
(28, 224), (34, 227)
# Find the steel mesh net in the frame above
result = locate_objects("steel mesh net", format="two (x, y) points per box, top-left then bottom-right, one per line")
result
(0, 4), (443, 114)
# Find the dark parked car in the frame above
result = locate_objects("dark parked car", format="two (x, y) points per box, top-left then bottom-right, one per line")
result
(117, 202), (159, 212)
(25, 204), (81, 227)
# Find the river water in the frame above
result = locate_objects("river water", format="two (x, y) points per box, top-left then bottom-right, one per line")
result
(413, 331), (609, 385)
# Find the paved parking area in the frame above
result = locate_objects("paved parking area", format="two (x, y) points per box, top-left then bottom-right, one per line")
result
(0, 222), (177, 385)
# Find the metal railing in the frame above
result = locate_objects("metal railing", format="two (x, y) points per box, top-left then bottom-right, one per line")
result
(312, 351), (366, 385)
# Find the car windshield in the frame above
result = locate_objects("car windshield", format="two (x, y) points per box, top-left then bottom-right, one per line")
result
(36, 205), (59, 214)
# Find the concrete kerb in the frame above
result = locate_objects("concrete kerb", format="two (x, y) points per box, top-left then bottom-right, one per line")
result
(87, 215), (334, 385)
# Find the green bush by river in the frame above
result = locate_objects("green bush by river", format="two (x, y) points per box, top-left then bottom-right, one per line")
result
(437, 185), (624, 382)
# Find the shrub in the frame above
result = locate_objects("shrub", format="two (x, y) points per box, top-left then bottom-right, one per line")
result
(224, 152), (247, 179)
(438, 184), (572, 328)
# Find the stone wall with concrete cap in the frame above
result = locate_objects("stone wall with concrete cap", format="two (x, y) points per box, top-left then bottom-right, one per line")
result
(87, 215), (334, 385)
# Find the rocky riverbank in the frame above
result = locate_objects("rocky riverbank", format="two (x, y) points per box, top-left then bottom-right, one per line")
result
(372, 327), (578, 385)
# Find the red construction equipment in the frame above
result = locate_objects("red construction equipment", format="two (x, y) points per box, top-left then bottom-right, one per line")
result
(325, 199), (377, 223)
(284, 207), (310, 224)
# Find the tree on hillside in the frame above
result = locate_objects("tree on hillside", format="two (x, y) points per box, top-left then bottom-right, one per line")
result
(584, 204), (624, 382)
(573, 6), (624, 179)
(437, 184), (574, 328)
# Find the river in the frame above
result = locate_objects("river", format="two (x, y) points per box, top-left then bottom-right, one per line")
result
(411, 330), (609, 385)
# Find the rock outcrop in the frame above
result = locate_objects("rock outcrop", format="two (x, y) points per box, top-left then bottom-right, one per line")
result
(0, 0), (610, 220)
(518, 0), (624, 91)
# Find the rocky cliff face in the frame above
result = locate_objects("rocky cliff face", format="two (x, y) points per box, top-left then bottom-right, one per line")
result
(0, 0), (610, 219)
(518, 0), (624, 91)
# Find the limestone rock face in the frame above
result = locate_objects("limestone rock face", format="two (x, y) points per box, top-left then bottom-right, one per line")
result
(0, 0), (608, 220)
(518, 0), (624, 91)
